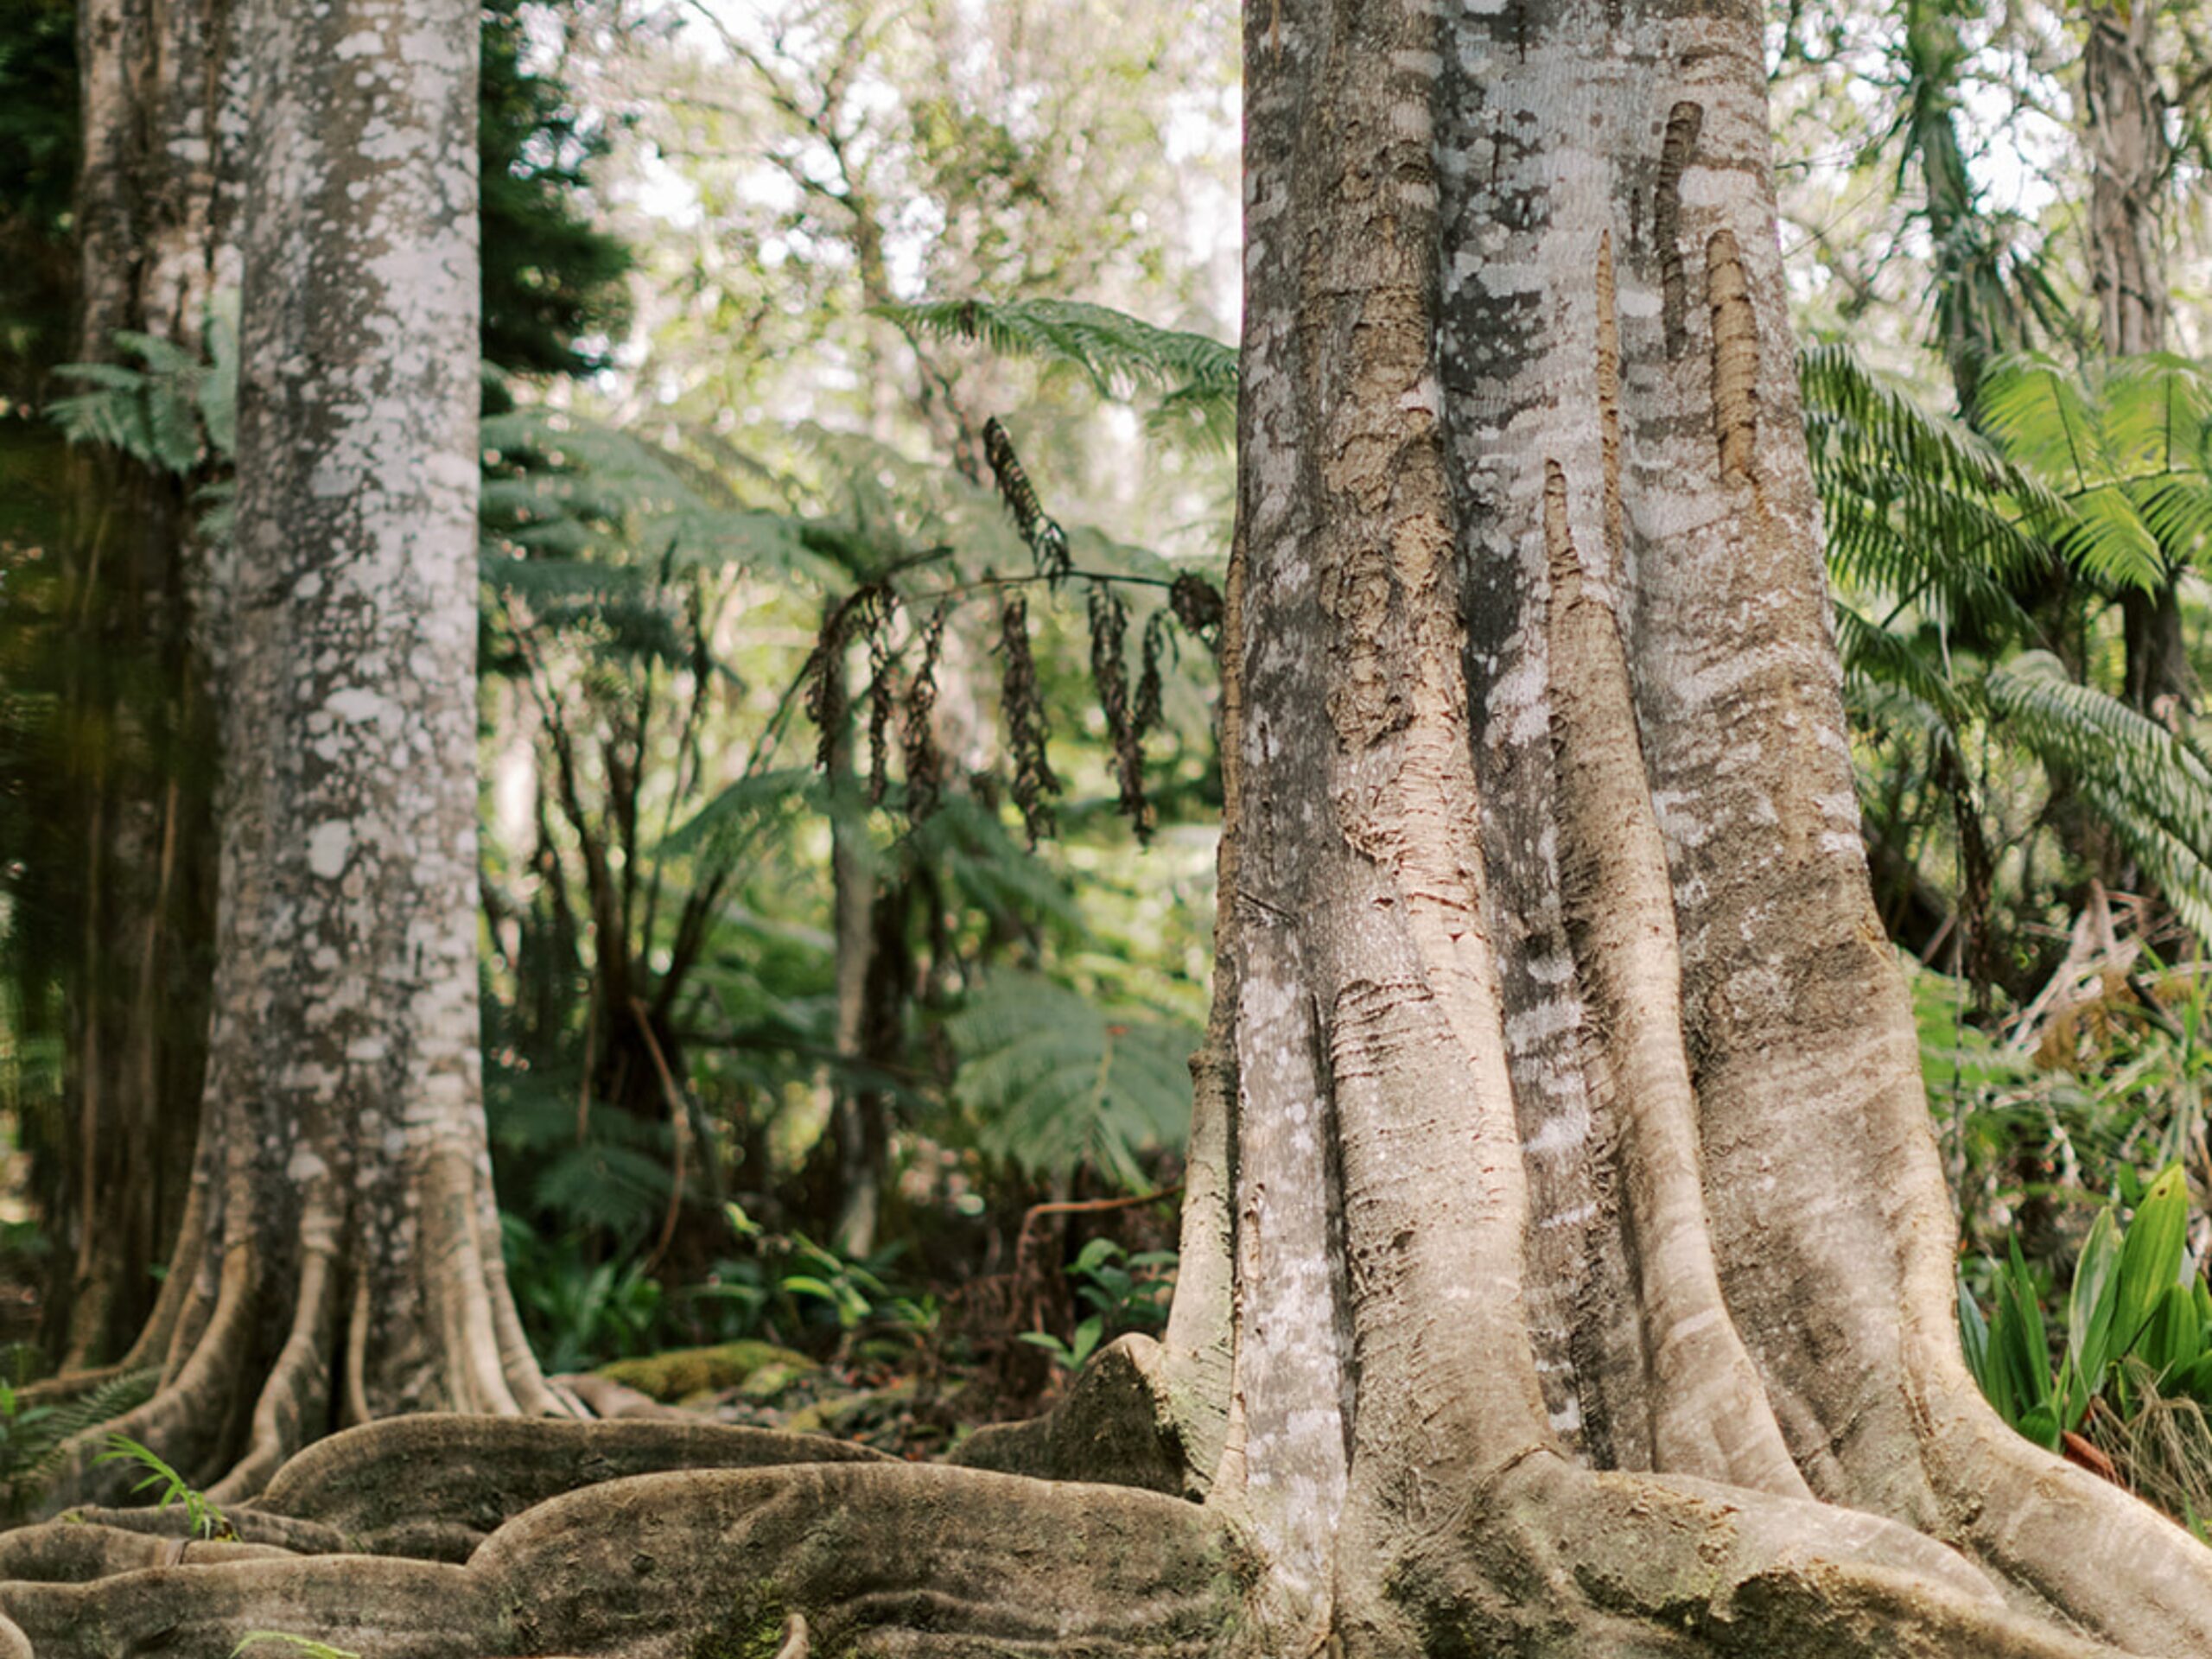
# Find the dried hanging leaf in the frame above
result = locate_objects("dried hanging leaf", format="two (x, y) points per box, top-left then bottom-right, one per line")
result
(1168, 572), (1224, 645)
(903, 602), (950, 827)
(865, 589), (900, 807)
(1089, 582), (1153, 842)
(1134, 610), (1171, 741)
(802, 604), (849, 775)
(983, 416), (1071, 582)
(1000, 594), (1059, 844)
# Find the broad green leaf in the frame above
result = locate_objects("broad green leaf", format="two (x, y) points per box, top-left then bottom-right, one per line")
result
(2114, 1166), (2191, 1358)
(2067, 1205), (2121, 1394)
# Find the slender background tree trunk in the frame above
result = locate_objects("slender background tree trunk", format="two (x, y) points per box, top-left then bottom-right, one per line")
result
(45, 0), (241, 1368)
(2082, 2), (2195, 722)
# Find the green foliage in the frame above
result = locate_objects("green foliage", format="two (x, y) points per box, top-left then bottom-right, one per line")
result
(1803, 344), (2212, 959)
(0, 0), (75, 395)
(0, 1365), (156, 1519)
(882, 297), (1237, 449)
(50, 307), (238, 480)
(1982, 656), (2212, 941)
(947, 970), (1196, 1192)
(94, 1432), (230, 1540)
(479, 0), (632, 384)
(499, 1218), (669, 1374)
(1961, 1168), (2212, 1452)
(697, 1204), (932, 1357)
(232, 1636), (360, 1659)
(1018, 1237), (1174, 1372)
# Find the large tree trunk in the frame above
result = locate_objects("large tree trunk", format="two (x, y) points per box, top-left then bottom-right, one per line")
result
(41, 0), (557, 1509)
(10, 0), (2212, 1650)
(1195, 0), (2212, 1648)
(42, 0), (242, 1369)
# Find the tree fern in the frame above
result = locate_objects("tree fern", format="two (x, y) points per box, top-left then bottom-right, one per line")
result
(1803, 342), (2212, 953)
(880, 297), (1237, 448)
(948, 970), (1196, 1192)
(1984, 654), (2212, 938)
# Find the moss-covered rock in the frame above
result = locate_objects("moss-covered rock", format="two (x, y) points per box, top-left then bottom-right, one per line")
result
(593, 1343), (817, 1403)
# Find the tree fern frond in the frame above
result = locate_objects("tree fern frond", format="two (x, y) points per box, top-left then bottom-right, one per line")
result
(1978, 355), (2117, 494)
(531, 1141), (671, 1242)
(1800, 344), (2045, 505)
(1843, 675), (1964, 765)
(884, 297), (1236, 404)
(914, 795), (1084, 936)
(2098, 353), (2212, 480)
(1835, 605), (1973, 735)
(2129, 474), (2212, 569)
(949, 971), (1195, 1191)
(658, 768), (823, 866)
(2049, 482), (2166, 595)
(1986, 652), (2212, 883)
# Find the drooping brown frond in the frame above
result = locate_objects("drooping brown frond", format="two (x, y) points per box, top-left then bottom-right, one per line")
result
(1088, 582), (1153, 842)
(865, 592), (900, 807)
(982, 416), (1071, 582)
(1000, 594), (1059, 845)
(903, 602), (950, 828)
(1168, 572), (1224, 645)
(802, 604), (851, 775)
(1134, 610), (1170, 741)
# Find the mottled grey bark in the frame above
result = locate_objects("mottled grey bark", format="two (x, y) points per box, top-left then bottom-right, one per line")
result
(1190, 0), (2212, 1649)
(13, 0), (2212, 1650)
(43, 0), (556, 1508)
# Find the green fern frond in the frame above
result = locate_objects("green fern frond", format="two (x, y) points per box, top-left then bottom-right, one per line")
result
(1, 1366), (158, 1512)
(1985, 652), (2212, 927)
(658, 768), (824, 866)
(913, 796), (1084, 936)
(1800, 344), (2048, 505)
(2095, 353), (2212, 480)
(1834, 605), (1973, 737)
(482, 413), (838, 588)
(882, 297), (1237, 449)
(1978, 355), (2116, 492)
(884, 297), (1235, 406)
(50, 308), (238, 478)
(2128, 473), (2212, 569)
(531, 1142), (672, 1243)
(949, 971), (1195, 1192)
(2048, 482), (2166, 595)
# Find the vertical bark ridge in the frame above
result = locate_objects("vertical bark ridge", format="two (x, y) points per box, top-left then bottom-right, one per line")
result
(205, 1217), (339, 1503)
(1705, 229), (1758, 481)
(1542, 454), (1804, 1498)
(1654, 101), (1703, 359)
(1226, 929), (1347, 1637)
(1160, 515), (1244, 1496)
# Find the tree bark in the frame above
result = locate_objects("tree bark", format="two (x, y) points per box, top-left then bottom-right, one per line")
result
(12, 0), (2212, 1650)
(41, 0), (556, 1508)
(1196, 0), (2212, 1648)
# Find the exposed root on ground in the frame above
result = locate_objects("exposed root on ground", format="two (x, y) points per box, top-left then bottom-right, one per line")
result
(0, 1460), (1239, 1659)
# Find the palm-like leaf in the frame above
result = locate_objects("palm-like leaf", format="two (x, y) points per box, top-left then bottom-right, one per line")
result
(948, 970), (1195, 1192)
(880, 297), (1237, 449)
(1985, 653), (2212, 937)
